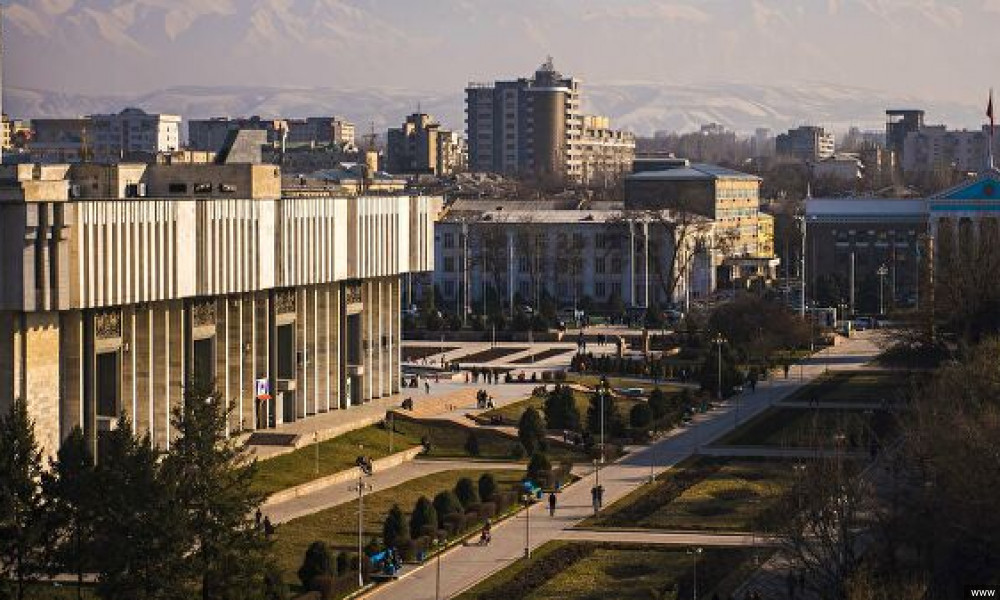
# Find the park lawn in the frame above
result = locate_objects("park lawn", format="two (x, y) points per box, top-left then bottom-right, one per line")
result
(254, 417), (587, 497)
(716, 407), (889, 448)
(581, 457), (795, 532)
(781, 370), (909, 405)
(271, 468), (523, 575)
(479, 388), (649, 428)
(568, 374), (681, 395)
(252, 425), (420, 496)
(455, 541), (757, 600)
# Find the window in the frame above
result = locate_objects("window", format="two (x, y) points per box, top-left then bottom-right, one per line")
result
(219, 183), (237, 193)
(610, 282), (622, 298)
(194, 183), (212, 194)
(611, 257), (622, 274)
(168, 183), (188, 194)
(595, 257), (606, 274)
(595, 233), (606, 249)
(444, 281), (455, 297)
(277, 325), (294, 379)
(96, 351), (119, 418)
(194, 337), (216, 385)
(519, 256), (530, 273)
(595, 282), (606, 298)
(443, 233), (455, 249)
(443, 257), (455, 273)
(573, 233), (585, 248)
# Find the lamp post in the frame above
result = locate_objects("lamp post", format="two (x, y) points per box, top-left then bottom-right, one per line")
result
(593, 458), (601, 515)
(712, 333), (727, 407)
(600, 387), (606, 464)
(687, 547), (703, 600)
(433, 538), (442, 600)
(521, 492), (532, 557)
(352, 448), (373, 589)
(877, 264), (889, 316)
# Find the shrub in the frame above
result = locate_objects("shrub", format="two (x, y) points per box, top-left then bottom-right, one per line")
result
(648, 388), (669, 419)
(454, 477), (480, 508)
(629, 402), (653, 428)
(335, 551), (348, 577)
(478, 473), (498, 503)
(526, 452), (552, 486)
(544, 385), (581, 431)
(442, 512), (466, 536)
(478, 502), (497, 519)
(382, 504), (409, 550)
(433, 490), (463, 519)
(464, 432), (480, 457)
(298, 541), (334, 590)
(518, 407), (548, 455)
(410, 496), (438, 540)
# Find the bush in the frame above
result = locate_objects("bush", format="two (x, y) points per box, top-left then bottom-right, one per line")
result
(298, 541), (334, 590)
(478, 502), (497, 519)
(442, 512), (466, 536)
(629, 402), (653, 428)
(464, 432), (481, 457)
(433, 490), (463, 519)
(454, 477), (480, 508)
(410, 496), (438, 540)
(526, 453), (552, 486)
(518, 407), (548, 456)
(478, 473), (498, 503)
(382, 504), (409, 550)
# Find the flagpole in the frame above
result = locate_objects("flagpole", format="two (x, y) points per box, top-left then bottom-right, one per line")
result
(989, 88), (995, 171)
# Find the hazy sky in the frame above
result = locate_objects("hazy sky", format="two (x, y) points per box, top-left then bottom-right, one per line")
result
(5, 0), (1000, 105)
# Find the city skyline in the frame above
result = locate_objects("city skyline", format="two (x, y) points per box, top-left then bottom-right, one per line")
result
(4, 0), (1000, 132)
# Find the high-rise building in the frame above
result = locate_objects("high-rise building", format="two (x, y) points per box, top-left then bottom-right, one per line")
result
(387, 113), (465, 176)
(886, 109), (925, 158)
(901, 125), (999, 174)
(776, 126), (835, 162)
(89, 108), (181, 161)
(465, 58), (631, 181)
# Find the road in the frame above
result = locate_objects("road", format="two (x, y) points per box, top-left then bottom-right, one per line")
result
(362, 333), (881, 600)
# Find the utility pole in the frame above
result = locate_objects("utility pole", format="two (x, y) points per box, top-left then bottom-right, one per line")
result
(877, 264), (888, 316)
(798, 212), (807, 317)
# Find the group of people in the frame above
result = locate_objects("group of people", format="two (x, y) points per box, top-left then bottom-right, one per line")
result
(464, 367), (501, 385)
(590, 484), (605, 513)
(475, 389), (495, 410)
(254, 509), (275, 538)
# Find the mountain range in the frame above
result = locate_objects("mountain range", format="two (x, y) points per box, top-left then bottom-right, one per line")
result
(5, 81), (985, 138)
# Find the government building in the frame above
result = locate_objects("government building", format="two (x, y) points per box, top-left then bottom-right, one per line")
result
(0, 159), (439, 456)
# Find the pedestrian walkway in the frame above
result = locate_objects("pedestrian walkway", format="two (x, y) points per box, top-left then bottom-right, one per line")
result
(362, 333), (881, 600)
(777, 400), (887, 410)
(696, 446), (869, 459)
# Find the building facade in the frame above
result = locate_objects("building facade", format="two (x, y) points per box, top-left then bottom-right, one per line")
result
(0, 162), (440, 457)
(466, 58), (633, 182)
(901, 125), (1000, 174)
(387, 113), (466, 176)
(431, 199), (715, 316)
(776, 126), (835, 162)
(89, 108), (182, 162)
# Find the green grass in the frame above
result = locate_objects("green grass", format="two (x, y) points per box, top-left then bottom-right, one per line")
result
(716, 407), (889, 448)
(253, 415), (587, 497)
(781, 370), (909, 405)
(580, 457), (795, 532)
(478, 388), (650, 428)
(271, 468), (523, 575)
(455, 541), (757, 600)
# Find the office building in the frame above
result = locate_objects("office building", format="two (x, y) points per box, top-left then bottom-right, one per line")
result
(387, 113), (466, 176)
(0, 160), (440, 457)
(188, 117), (287, 153)
(813, 153), (864, 183)
(286, 117), (356, 149)
(776, 126), (835, 162)
(29, 118), (88, 163)
(886, 109), (925, 158)
(466, 58), (633, 181)
(579, 115), (636, 184)
(89, 108), (181, 161)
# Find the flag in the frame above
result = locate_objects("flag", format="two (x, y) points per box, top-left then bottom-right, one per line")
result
(989, 89), (995, 137)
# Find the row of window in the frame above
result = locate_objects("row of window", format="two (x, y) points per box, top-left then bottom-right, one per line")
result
(167, 182), (238, 195)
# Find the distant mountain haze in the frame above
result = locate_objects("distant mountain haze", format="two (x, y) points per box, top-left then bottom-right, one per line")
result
(3, 0), (997, 133)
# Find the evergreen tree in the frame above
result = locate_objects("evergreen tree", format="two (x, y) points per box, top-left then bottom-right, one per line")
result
(526, 453), (552, 486)
(297, 541), (333, 590)
(43, 427), (98, 600)
(697, 341), (743, 399)
(92, 416), (189, 600)
(517, 407), (548, 456)
(0, 400), (49, 600)
(432, 491), (463, 519)
(629, 402), (653, 428)
(454, 477), (480, 509)
(162, 384), (271, 600)
(543, 385), (581, 431)
(648, 388), (669, 420)
(381, 505), (408, 550)
(586, 390), (622, 437)
(409, 496), (438, 539)
(477, 474), (498, 504)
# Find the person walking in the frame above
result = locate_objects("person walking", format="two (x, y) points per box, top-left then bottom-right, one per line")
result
(591, 486), (600, 514)
(424, 381), (430, 395)
(548, 492), (557, 517)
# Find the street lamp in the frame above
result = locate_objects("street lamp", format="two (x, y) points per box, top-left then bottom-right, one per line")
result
(592, 458), (601, 515)
(711, 333), (727, 405)
(687, 547), (703, 600)
(877, 264), (889, 316)
(521, 492), (532, 557)
(433, 537), (442, 600)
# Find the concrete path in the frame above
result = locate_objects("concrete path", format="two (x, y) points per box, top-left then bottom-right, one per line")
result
(264, 459), (524, 524)
(556, 528), (779, 547)
(362, 333), (881, 600)
(777, 401), (888, 410)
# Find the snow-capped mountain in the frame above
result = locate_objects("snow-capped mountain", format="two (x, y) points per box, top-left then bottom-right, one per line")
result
(5, 82), (982, 138)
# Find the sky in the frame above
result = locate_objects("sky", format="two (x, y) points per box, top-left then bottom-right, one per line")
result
(3, 0), (999, 120)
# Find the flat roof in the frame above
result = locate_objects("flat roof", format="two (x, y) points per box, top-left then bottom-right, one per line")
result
(806, 197), (927, 219)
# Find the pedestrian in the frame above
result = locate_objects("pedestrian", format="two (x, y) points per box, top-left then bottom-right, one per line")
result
(548, 492), (557, 517)
(424, 381), (430, 395)
(255, 508), (262, 530)
(783, 364), (790, 379)
(596, 484), (604, 508)
(465, 372), (470, 384)
(263, 516), (275, 538)
(591, 486), (600, 514)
